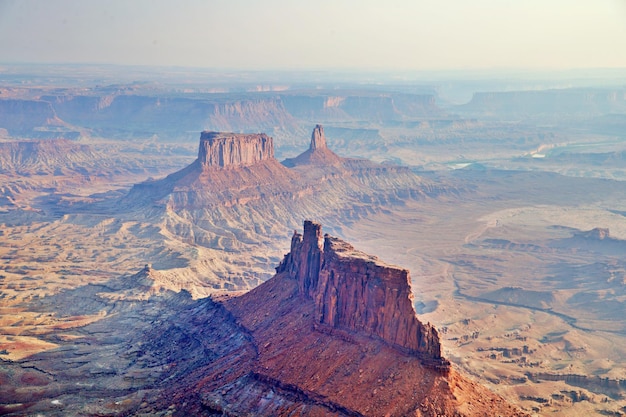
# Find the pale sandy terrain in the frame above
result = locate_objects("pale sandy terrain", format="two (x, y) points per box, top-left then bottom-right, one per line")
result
(342, 177), (626, 416)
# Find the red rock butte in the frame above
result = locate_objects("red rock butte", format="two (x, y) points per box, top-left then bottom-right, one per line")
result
(198, 131), (275, 169)
(277, 220), (448, 369)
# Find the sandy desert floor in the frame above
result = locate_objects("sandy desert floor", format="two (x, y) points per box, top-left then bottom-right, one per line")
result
(342, 171), (626, 416)
(2, 152), (626, 416)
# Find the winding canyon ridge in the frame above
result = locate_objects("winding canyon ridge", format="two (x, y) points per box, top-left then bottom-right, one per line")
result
(1, 66), (626, 416)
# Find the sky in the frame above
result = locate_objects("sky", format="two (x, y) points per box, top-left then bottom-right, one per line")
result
(0, 0), (625, 71)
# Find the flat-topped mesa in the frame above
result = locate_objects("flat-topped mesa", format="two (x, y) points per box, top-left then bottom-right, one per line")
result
(310, 124), (327, 150)
(277, 220), (448, 370)
(198, 131), (275, 169)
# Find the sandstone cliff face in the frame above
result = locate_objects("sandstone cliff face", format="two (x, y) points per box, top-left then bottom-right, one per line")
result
(281, 92), (442, 122)
(124, 130), (299, 210)
(40, 94), (298, 138)
(460, 88), (626, 117)
(0, 223), (525, 417)
(198, 131), (274, 169)
(277, 221), (446, 366)
(0, 99), (60, 135)
(209, 222), (523, 416)
(122, 126), (450, 292)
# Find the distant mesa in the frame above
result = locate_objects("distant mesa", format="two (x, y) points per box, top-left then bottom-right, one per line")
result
(0, 87), (443, 140)
(198, 131), (274, 169)
(123, 123), (438, 225)
(123, 128), (297, 209)
(550, 227), (626, 256)
(458, 88), (626, 117)
(122, 124), (440, 290)
(125, 124), (356, 209)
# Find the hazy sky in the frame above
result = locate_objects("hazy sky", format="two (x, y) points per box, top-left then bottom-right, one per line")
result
(1, 0), (625, 70)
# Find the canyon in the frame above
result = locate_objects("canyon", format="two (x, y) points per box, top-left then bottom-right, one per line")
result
(0, 86), (442, 147)
(2, 68), (626, 415)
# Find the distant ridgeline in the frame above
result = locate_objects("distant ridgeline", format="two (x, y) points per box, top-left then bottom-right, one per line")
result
(0, 89), (443, 139)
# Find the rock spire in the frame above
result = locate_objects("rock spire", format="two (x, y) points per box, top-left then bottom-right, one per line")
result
(310, 124), (327, 150)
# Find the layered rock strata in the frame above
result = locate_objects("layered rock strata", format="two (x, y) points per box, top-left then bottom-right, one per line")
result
(462, 89), (626, 117)
(123, 130), (298, 210)
(0, 139), (98, 173)
(121, 126), (449, 292)
(277, 220), (447, 367)
(198, 131), (274, 169)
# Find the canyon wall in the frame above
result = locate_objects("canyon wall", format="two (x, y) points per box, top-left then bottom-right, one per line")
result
(1, 89), (445, 140)
(281, 93), (441, 122)
(0, 99), (58, 135)
(22, 94), (297, 139)
(461, 88), (626, 116)
(277, 220), (447, 366)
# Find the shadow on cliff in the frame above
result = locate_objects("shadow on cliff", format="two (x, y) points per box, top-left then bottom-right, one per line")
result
(1, 266), (255, 416)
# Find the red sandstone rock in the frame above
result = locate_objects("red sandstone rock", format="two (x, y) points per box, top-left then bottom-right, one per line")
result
(0, 222), (526, 417)
(277, 220), (447, 366)
(205, 221), (525, 416)
(198, 131), (274, 169)
(282, 124), (343, 167)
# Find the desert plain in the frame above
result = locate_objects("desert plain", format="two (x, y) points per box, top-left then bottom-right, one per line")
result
(1, 66), (626, 415)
